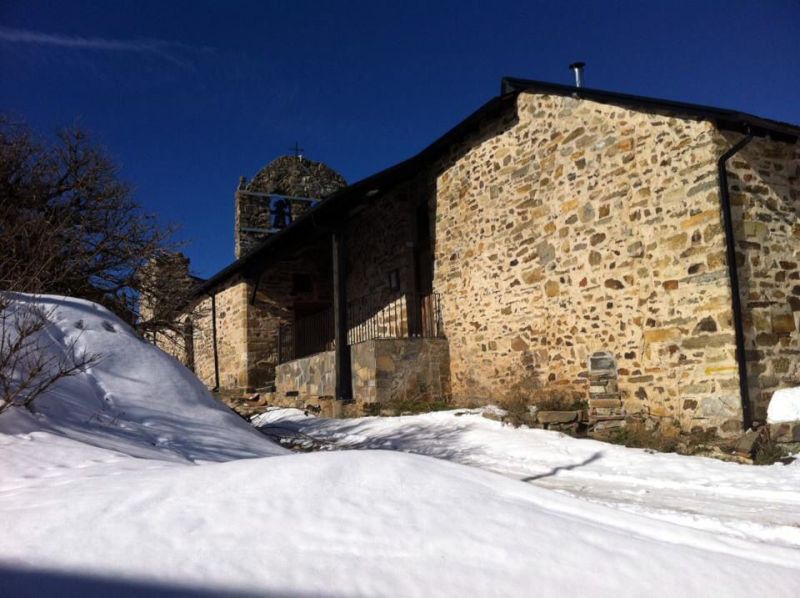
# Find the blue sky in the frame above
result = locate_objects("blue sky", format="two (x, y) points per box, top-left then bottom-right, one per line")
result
(1, 0), (798, 278)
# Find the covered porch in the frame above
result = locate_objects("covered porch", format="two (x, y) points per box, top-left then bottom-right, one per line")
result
(273, 292), (450, 413)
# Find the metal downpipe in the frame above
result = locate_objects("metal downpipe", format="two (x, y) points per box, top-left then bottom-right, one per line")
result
(717, 131), (754, 430)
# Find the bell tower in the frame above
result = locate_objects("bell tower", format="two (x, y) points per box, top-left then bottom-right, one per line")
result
(234, 155), (347, 258)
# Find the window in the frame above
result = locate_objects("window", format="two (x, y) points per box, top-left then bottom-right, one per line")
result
(388, 269), (401, 292)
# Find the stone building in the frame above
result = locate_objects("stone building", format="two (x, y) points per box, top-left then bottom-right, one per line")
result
(152, 76), (800, 436)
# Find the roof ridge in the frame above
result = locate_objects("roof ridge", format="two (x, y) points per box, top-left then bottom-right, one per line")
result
(501, 77), (800, 139)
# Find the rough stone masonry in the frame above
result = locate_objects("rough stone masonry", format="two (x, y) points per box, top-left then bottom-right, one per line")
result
(433, 92), (799, 435)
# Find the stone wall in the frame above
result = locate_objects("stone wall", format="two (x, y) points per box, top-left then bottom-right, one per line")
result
(433, 92), (745, 433)
(274, 338), (451, 410)
(190, 276), (249, 389)
(370, 338), (451, 405)
(149, 316), (193, 370)
(345, 180), (418, 305)
(275, 350), (336, 398)
(723, 134), (800, 422)
(139, 252), (196, 368)
(234, 190), (272, 259)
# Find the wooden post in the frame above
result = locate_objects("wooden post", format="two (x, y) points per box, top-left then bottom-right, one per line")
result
(332, 229), (353, 401)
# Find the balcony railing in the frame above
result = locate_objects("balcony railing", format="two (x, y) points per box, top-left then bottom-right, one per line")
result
(278, 292), (443, 364)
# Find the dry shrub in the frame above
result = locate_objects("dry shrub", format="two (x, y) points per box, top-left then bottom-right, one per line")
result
(753, 440), (789, 465)
(533, 388), (588, 412)
(366, 396), (451, 417)
(500, 386), (588, 428)
(609, 420), (681, 453)
(501, 394), (533, 428)
(752, 428), (791, 465)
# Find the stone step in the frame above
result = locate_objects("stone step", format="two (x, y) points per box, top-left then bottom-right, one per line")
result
(589, 392), (622, 402)
(537, 410), (581, 424)
(589, 414), (626, 422)
(588, 398), (623, 409)
(592, 419), (625, 431)
(590, 407), (625, 417)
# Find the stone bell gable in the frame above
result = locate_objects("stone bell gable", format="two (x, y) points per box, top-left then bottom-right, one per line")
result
(234, 156), (347, 258)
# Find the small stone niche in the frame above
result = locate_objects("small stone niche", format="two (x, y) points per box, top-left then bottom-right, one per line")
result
(589, 352), (617, 377)
(587, 351), (625, 430)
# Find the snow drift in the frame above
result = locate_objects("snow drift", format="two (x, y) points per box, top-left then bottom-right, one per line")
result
(0, 293), (283, 462)
(768, 386), (800, 424)
(1, 295), (799, 597)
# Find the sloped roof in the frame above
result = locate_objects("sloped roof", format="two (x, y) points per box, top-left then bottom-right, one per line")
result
(195, 78), (799, 296)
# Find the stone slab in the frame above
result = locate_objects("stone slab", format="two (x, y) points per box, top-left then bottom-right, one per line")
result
(537, 410), (580, 424)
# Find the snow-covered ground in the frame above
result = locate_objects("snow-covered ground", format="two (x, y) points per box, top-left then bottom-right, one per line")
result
(256, 407), (800, 548)
(2, 295), (800, 597)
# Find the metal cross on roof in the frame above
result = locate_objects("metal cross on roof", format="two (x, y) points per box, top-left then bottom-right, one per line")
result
(289, 142), (304, 158)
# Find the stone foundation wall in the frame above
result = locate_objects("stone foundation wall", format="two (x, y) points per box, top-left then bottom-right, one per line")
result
(274, 338), (451, 411)
(275, 350), (336, 398)
(369, 338), (451, 405)
(433, 92), (745, 433)
(723, 134), (800, 422)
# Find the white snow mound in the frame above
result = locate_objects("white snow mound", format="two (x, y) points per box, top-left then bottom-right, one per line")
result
(0, 293), (283, 462)
(768, 386), (800, 423)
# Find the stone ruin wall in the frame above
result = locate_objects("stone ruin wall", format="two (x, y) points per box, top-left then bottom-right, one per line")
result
(139, 253), (196, 372)
(433, 92), (746, 434)
(148, 317), (192, 369)
(724, 134), (800, 422)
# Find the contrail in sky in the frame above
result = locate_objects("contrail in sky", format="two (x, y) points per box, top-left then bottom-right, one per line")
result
(0, 26), (209, 66)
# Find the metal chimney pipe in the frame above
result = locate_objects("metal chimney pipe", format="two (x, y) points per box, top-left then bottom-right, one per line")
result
(569, 62), (586, 88)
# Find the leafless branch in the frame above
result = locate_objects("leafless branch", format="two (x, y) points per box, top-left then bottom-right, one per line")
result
(0, 294), (99, 414)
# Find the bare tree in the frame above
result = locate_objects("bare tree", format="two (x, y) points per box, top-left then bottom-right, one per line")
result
(0, 116), (203, 411)
(0, 114), (198, 332)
